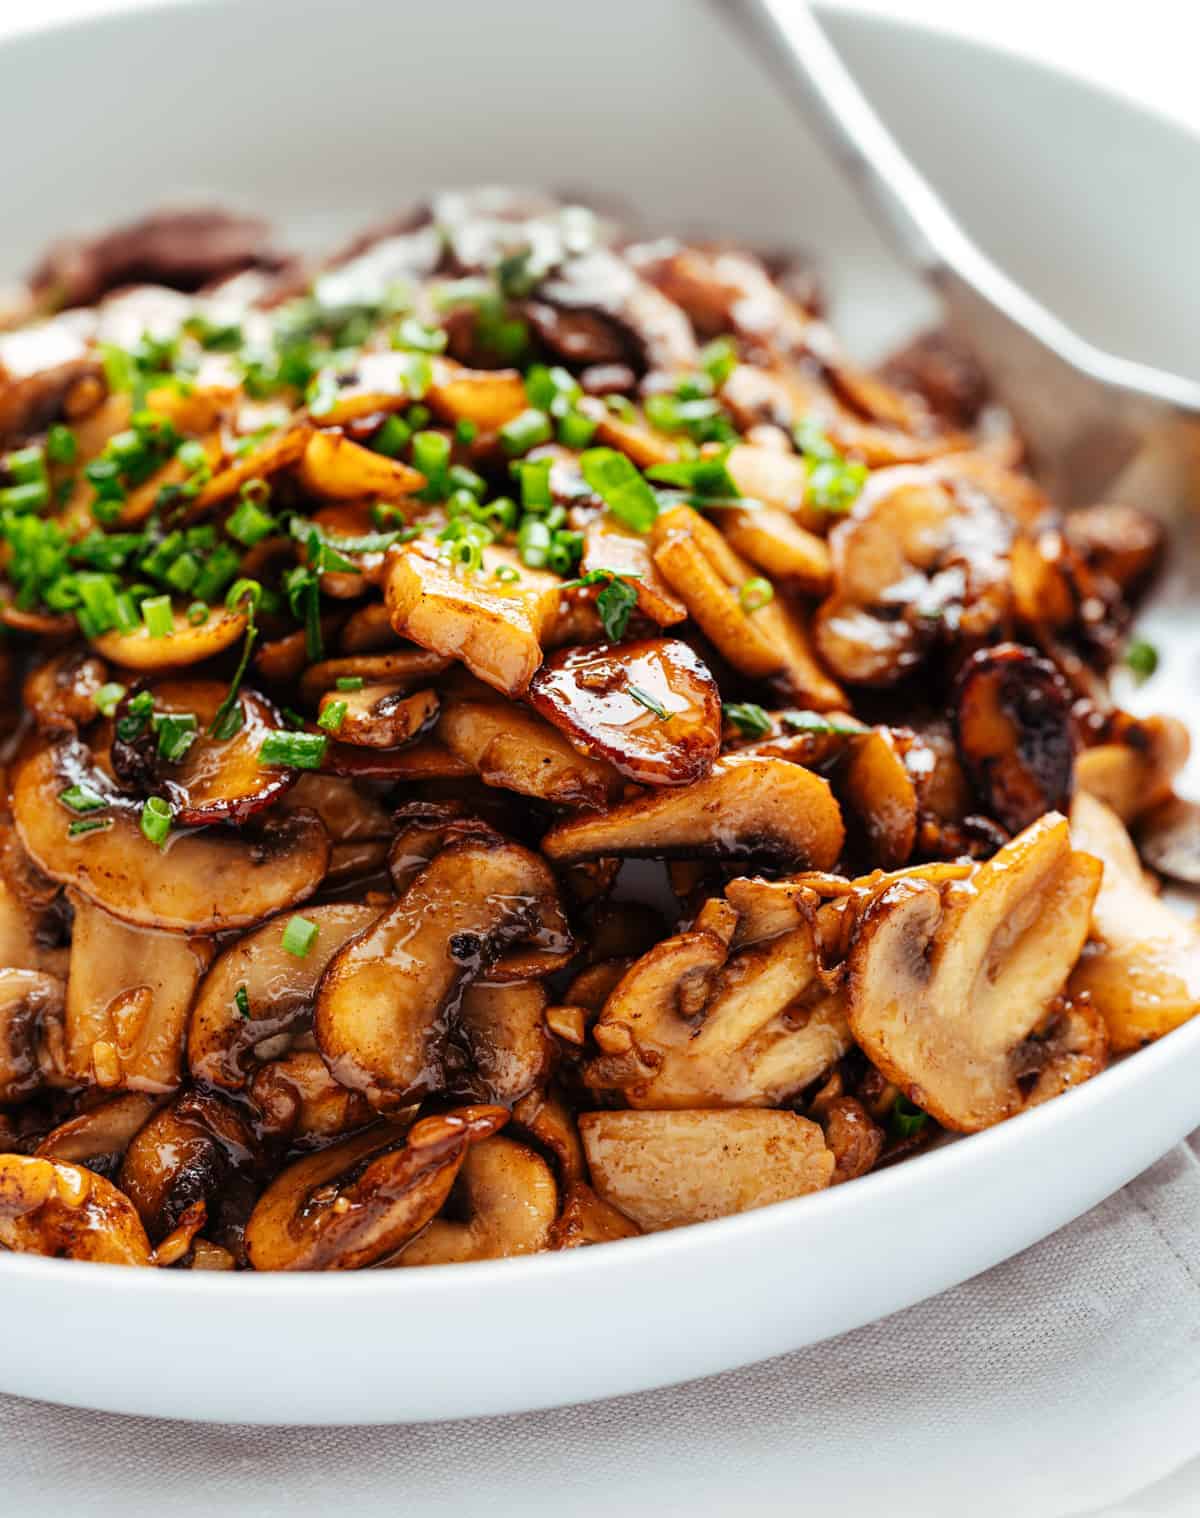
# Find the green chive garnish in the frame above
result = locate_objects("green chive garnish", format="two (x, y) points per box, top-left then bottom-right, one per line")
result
(141, 595), (173, 638)
(258, 730), (328, 770)
(317, 699), (347, 734)
(281, 915), (319, 958)
(139, 796), (173, 847)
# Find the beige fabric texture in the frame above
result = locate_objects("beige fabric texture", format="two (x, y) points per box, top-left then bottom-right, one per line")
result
(5, 1136), (1200, 1517)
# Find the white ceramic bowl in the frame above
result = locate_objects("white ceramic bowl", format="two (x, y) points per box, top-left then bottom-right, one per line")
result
(2, 0), (1199, 1426)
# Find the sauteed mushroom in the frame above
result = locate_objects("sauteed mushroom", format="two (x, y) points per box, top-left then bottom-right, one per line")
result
(0, 968), (66, 1103)
(0, 1153), (152, 1264)
(396, 1134), (558, 1264)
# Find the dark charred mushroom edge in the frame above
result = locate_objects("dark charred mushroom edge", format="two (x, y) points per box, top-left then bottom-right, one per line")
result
(0, 191), (1190, 1270)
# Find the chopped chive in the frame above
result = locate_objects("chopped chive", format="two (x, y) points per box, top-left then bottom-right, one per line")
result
(499, 408), (553, 458)
(141, 595), (174, 638)
(454, 418), (478, 447)
(890, 1094), (928, 1139)
(58, 783), (107, 814)
(139, 796), (173, 847)
(1125, 638), (1158, 681)
(557, 408), (598, 449)
(226, 498), (276, 546)
(517, 515), (552, 568)
(258, 730), (328, 770)
(0, 480), (50, 513)
(116, 688), (155, 741)
(596, 576), (638, 641)
(46, 425), (77, 465)
(699, 336), (738, 387)
(411, 430), (451, 484)
(156, 713), (198, 764)
(68, 816), (112, 838)
(234, 984), (251, 1018)
(370, 414), (411, 458)
(493, 564), (521, 583)
(5, 445), (46, 484)
(317, 699), (347, 734)
(164, 551), (200, 593)
(628, 684), (668, 719)
(739, 576), (774, 612)
(513, 458), (553, 511)
(281, 914), (319, 958)
(580, 448), (659, 533)
(335, 675), (364, 692)
(187, 600), (209, 626)
(94, 681), (126, 718)
(724, 702), (772, 739)
(780, 711), (862, 736)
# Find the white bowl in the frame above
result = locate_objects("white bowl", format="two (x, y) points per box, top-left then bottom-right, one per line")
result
(2, 0), (1199, 1425)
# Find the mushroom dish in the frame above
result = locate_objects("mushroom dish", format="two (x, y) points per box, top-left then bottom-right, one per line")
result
(0, 190), (1194, 1273)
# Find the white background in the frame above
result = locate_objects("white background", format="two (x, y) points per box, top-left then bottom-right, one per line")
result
(1, 1), (1198, 1513)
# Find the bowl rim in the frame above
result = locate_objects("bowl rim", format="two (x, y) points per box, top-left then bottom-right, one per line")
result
(1, 0), (1198, 1301)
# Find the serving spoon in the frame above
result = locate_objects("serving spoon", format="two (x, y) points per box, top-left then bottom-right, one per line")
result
(719, 0), (1200, 517)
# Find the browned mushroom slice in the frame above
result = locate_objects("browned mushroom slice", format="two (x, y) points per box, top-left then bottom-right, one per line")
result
(458, 981), (551, 1105)
(1137, 796), (1200, 885)
(579, 514), (687, 627)
(840, 727), (919, 870)
(0, 1153), (152, 1265)
(249, 1052), (375, 1147)
(244, 1106), (507, 1271)
(806, 1082), (885, 1185)
(113, 680), (294, 828)
(298, 647), (450, 706)
(723, 442), (828, 534)
(954, 644), (1075, 834)
(549, 1182), (642, 1249)
(437, 691), (622, 807)
(91, 603), (248, 671)
(542, 755), (844, 869)
(587, 882), (849, 1108)
(340, 600), (405, 653)
(1075, 714), (1190, 823)
(318, 684), (439, 749)
(0, 313), (101, 445)
(717, 502), (832, 596)
(0, 968), (66, 1103)
(528, 639), (720, 788)
(847, 813), (1102, 1132)
(188, 902), (386, 1091)
(396, 1135), (557, 1265)
(115, 430), (225, 527)
(1064, 502), (1164, 592)
(22, 649), (109, 732)
(1022, 999), (1109, 1108)
(297, 429), (425, 500)
(651, 504), (843, 709)
(427, 361), (528, 430)
(35, 1092), (163, 1171)
(316, 835), (571, 1100)
(191, 423), (311, 512)
(13, 735), (330, 932)
(384, 541), (563, 697)
(66, 891), (212, 1091)
(813, 464), (1012, 686)
(0, 824), (68, 979)
(276, 772), (392, 843)
(1068, 792), (1200, 1050)
(303, 352), (434, 427)
(580, 1109), (834, 1231)
(117, 1090), (258, 1243)
(321, 735), (472, 782)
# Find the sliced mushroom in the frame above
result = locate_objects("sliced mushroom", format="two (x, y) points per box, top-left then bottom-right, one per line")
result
(321, 735), (472, 782)
(1064, 502), (1163, 593)
(587, 880), (849, 1108)
(458, 980), (551, 1105)
(22, 649), (108, 732)
(91, 603), (248, 671)
(34, 1092), (162, 1173)
(717, 502), (832, 596)
(840, 727), (919, 870)
(652, 504), (844, 709)
(297, 428), (425, 500)
(188, 902), (385, 1091)
(542, 755), (844, 868)
(1136, 796), (1200, 885)
(0, 1153), (152, 1265)
(244, 1105), (507, 1271)
(66, 891), (212, 1091)
(0, 312), (101, 445)
(0, 824), (68, 979)
(437, 690), (622, 808)
(549, 1182), (641, 1249)
(318, 684), (439, 749)
(0, 968), (66, 1103)
(1075, 714), (1190, 823)
(580, 1109), (834, 1232)
(316, 834), (571, 1100)
(248, 1051), (374, 1146)
(954, 644), (1075, 834)
(298, 648), (451, 706)
(384, 541), (563, 697)
(806, 1084), (885, 1186)
(847, 813), (1102, 1131)
(1068, 792), (1200, 1050)
(813, 463), (1012, 686)
(117, 1090), (258, 1244)
(276, 772), (391, 843)
(1022, 998), (1109, 1107)
(427, 361), (528, 430)
(579, 514), (687, 627)
(112, 680), (294, 827)
(396, 1134), (557, 1265)
(14, 734), (330, 932)
(510, 1085), (587, 1186)
(528, 638), (721, 788)
(192, 423), (311, 513)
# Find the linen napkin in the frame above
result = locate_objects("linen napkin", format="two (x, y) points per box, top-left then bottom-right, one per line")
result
(5, 1135), (1200, 1518)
